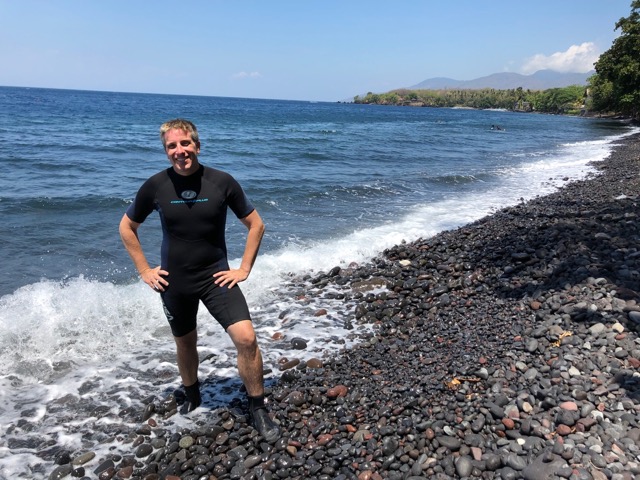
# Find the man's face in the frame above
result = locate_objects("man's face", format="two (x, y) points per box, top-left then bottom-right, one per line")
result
(164, 128), (201, 176)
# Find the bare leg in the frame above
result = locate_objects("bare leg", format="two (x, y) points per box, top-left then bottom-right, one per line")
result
(227, 320), (279, 442)
(174, 329), (199, 387)
(227, 320), (264, 396)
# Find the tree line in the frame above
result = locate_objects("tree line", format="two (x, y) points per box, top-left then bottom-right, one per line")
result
(354, 1), (639, 121)
(353, 86), (587, 115)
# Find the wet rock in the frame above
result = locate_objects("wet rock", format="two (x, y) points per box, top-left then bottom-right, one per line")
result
(135, 443), (153, 458)
(326, 385), (348, 399)
(279, 358), (301, 371)
(178, 435), (194, 449)
(306, 358), (324, 368)
(48, 464), (73, 480)
(291, 337), (308, 349)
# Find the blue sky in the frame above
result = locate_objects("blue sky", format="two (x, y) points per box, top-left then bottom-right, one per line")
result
(0, 1), (632, 101)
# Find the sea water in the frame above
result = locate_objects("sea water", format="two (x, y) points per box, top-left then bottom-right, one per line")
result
(0, 86), (637, 478)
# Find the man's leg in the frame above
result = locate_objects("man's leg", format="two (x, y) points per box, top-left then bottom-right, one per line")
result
(202, 286), (263, 393)
(174, 328), (201, 412)
(162, 292), (201, 413)
(202, 285), (280, 440)
(226, 320), (264, 396)
(227, 320), (280, 442)
(174, 328), (199, 386)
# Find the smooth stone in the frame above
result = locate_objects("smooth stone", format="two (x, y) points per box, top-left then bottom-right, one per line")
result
(455, 455), (474, 477)
(628, 311), (640, 324)
(135, 443), (153, 458)
(484, 453), (502, 471)
(590, 452), (608, 469)
(48, 465), (73, 480)
(72, 452), (96, 466)
(244, 454), (262, 469)
(505, 453), (527, 471)
(306, 358), (324, 368)
(280, 358), (301, 371)
(93, 460), (115, 476)
(568, 366), (581, 376)
(291, 337), (308, 349)
(588, 323), (606, 335)
(526, 339), (539, 352)
(436, 436), (461, 451)
(522, 453), (567, 480)
(178, 435), (194, 449)
(382, 437), (399, 456)
(326, 385), (348, 398)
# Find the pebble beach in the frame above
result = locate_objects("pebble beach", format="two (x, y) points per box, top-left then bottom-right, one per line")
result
(48, 133), (640, 480)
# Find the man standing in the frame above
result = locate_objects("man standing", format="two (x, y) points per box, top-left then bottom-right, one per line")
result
(119, 119), (279, 442)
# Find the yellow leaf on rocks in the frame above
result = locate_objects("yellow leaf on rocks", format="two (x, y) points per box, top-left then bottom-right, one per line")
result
(445, 376), (482, 390)
(550, 331), (572, 348)
(445, 378), (461, 390)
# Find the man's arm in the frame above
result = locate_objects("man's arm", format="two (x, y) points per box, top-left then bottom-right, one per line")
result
(213, 209), (265, 289)
(119, 213), (169, 291)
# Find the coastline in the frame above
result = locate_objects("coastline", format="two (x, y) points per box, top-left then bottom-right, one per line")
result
(51, 133), (640, 479)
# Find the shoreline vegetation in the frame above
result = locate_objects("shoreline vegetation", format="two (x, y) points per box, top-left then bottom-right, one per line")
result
(51, 134), (640, 479)
(351, 85), (612, 118)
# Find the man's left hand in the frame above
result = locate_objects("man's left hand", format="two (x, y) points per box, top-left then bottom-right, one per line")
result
(213, 268), (249, 289)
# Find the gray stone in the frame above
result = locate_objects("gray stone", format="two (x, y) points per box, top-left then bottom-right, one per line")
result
(523, 452), (567, 480)
(436, 436), (461, 451)
(455, 455), (474, 477)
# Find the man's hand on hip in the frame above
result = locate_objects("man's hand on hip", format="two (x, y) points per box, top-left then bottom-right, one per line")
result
(213, 268), (249, 289)
(141, 266), (169, 292)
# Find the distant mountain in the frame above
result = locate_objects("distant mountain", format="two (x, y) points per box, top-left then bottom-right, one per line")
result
(409, 70), (593, 91)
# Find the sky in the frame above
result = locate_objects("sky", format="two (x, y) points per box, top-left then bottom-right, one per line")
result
(0, 1), (633, 102)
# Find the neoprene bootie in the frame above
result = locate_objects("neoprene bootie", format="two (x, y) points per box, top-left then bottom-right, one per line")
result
(179, 380), (201, 415)
(250, 407), (280, 443)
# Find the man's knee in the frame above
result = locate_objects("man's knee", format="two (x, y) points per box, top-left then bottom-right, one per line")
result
(228, 321), (258, 352)
(174, 328), (198, 350)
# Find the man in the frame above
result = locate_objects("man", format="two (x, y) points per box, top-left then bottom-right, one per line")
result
(119, 118), (279, 442)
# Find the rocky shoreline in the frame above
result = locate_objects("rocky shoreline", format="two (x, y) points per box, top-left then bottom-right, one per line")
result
(51, 134), (640, 480)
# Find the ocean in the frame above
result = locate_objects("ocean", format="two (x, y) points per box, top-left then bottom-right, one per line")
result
(0, 86), (637, 478)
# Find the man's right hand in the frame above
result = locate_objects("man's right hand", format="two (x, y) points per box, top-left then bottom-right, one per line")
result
(141, 266), (169, 292)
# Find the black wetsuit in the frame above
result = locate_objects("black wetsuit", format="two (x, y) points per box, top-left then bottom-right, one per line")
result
(126, 165), (255, 335)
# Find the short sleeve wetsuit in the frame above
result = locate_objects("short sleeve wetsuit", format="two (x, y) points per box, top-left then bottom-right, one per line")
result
(126, 165), (255, 336)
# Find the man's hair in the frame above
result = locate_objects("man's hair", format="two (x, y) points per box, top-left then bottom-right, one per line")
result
(159, 119), (200, 147)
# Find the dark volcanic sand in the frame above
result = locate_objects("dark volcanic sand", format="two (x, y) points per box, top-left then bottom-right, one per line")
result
(52, 133), (640, 480)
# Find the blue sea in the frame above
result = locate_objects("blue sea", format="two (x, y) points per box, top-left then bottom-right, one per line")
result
(0, 86), (637, 478)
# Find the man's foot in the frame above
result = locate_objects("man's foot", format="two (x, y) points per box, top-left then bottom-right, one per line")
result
(179, 380), (201, 415)
(179, 398), (201, 415)
(250, 407), (280, 443)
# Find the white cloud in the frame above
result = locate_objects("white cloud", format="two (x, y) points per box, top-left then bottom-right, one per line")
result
(231, 71), (262, 79)
(520, 42), (600, 74)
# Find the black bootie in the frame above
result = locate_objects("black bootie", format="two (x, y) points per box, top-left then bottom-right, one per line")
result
(179, 380), (201, 415)
(248, 395), (280, 443)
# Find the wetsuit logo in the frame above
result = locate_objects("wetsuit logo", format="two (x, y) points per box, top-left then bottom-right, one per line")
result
(181, 190), (197, 200)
